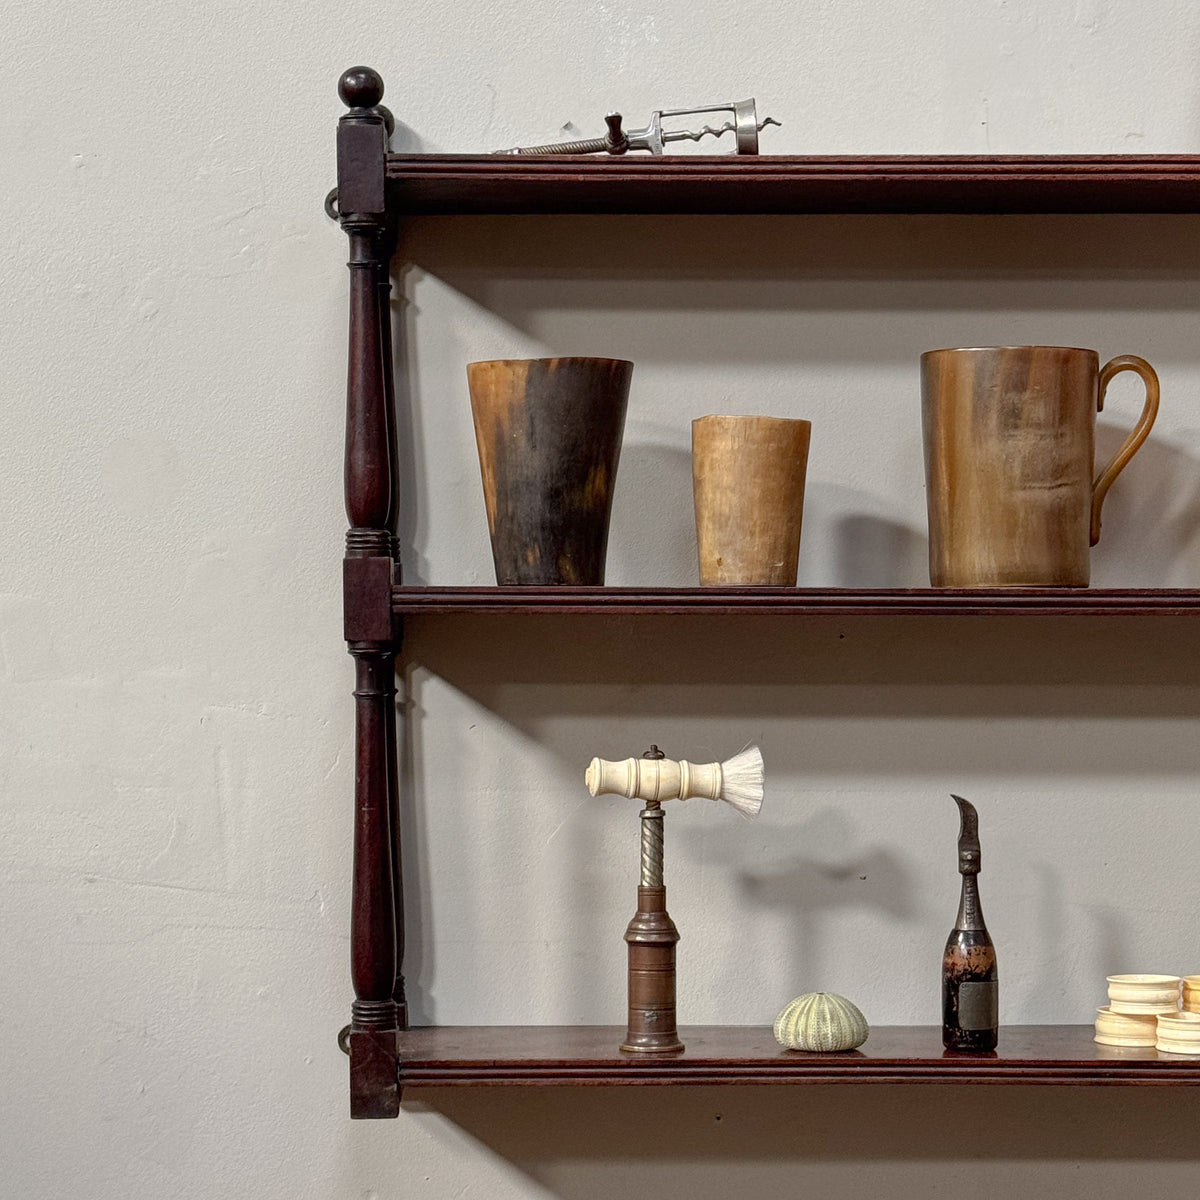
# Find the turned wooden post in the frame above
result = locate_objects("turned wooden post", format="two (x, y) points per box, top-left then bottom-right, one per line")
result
(337, 64), (404, 1119)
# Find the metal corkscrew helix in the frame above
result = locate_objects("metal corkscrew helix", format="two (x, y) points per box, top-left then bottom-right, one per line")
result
(497, 100), (780, 156)
(638, 746), (666, 888)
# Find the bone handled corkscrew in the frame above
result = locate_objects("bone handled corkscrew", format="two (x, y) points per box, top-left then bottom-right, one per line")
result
(584, 743), (764, 1055)
(497, 100), (781, 156)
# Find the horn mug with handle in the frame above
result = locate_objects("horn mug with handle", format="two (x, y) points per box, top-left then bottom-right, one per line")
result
(922, 345), (1159, 587)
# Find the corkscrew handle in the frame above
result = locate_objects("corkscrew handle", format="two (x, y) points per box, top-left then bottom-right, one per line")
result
(586, 755), (721, 802)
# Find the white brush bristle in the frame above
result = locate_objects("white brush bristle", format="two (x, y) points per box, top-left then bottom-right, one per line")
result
(718, 745), (764, 817)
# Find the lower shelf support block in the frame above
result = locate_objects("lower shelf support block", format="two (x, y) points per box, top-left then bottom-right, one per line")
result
(349, 1027), (401, 1118)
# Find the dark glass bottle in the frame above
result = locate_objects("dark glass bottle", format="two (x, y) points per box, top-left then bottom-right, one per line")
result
(942, 794), (998, 1051)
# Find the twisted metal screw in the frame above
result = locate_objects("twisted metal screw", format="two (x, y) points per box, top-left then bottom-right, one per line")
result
(501, 113), (628, 156)
(639, 744), (666, 886)
(639, 803), (664, 887)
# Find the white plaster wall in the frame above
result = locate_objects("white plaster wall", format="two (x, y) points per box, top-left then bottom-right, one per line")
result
(4, 0), (1200, 1196)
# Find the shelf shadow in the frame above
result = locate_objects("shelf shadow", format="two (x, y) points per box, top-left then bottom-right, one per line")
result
(394, 1084), (1200, 1199)
(396, 212), (1200, 372)
(398, 613), (1200, 789)
(403, 609), (1200, 695)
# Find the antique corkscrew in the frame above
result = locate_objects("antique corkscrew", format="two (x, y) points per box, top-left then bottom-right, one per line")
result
(497, 100), (780, 156)
(585, 743), (764, 1053)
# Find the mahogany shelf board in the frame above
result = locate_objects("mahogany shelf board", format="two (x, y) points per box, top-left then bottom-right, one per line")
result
(392, 586), (1200, 618)
(398, 1025), (1200, 1087)
(384, 154), (1200, 215)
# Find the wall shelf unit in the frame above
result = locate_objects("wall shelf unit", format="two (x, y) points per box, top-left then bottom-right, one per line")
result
(332, 66), (1200, 1117)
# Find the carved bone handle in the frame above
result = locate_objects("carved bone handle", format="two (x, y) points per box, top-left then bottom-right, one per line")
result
(585, 756), (722, 803)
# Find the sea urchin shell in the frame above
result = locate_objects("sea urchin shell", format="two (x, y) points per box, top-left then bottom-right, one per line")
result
(774, 991), (869, 1052)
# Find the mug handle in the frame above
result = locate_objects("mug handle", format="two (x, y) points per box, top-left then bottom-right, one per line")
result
(1090, 355), (1160, 546)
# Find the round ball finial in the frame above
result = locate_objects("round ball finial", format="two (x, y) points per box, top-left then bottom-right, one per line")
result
(375, 105), (396, 137)
(339, 66), (384, 110)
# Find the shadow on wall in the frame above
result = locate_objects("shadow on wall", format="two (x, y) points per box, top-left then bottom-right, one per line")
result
(398, 211), (1200, 335)
(1092, 419), (1200, 587)
(605, 439), (696, 585)
(390, 1085), (1200, 1200)
(391, 211), (1200, 587)
(394, 211), (1200, 381)
(733, 806), (917, 989)
(390, 262), (431, 585)
(395, 665), (433, 1025)
(402, 610), (1200, 707)
(831, 512), (927, 587)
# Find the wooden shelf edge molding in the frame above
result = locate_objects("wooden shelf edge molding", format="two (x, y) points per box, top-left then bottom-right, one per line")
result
(385, 154), (1200, 214)
(398, 1025), (1200, 1087)
(392, 586), (1200, 617)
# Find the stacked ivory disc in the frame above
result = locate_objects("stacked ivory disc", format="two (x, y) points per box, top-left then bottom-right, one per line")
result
(1166, 975), (1200, 1054)
(1095, 974), (1200, 1053)
(1185, 976), (1200, 1013)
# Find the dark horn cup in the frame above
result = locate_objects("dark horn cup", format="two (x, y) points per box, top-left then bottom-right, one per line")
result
(467, 357), (632, 585)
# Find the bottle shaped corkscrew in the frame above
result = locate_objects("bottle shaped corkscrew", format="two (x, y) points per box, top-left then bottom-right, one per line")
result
(942, 794), (999, 1051)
